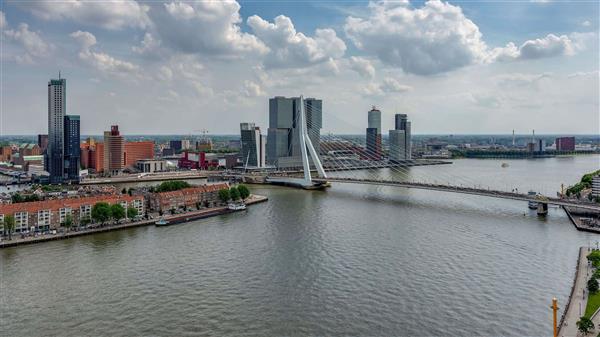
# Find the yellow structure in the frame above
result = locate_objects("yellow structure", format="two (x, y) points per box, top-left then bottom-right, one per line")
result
(551, 297), (558, 337)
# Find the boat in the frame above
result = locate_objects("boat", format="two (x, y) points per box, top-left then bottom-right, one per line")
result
(155, 218), (170, 226)
(501, 163), (509, 168)
(528, 191), (539, 209)
(228, 203), (247, 211)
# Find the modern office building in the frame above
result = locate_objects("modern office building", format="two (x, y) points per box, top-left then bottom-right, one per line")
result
(266, 96), (322, 167)
(124, 141), (154, 167)
(240, 122), (266, 168)
(389, 114), (412, 162)
(63, 115), (80, 182)
(169, 140), (182, 152)
(103, 125), (125, 175)
(47, 77), (66, 184)
(556, 137), (575, 152)
(37, 134), (48, 153)
(366, 106), (382, 160)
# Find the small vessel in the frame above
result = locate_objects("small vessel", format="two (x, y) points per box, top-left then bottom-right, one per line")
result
(228, 203), (247, 211)
(528, 191), (539, 209)
(155, 218), (170, 226)
(501, 163), (509, 168)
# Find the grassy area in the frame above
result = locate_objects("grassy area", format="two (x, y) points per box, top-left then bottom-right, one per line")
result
(585, 291), (600, 318)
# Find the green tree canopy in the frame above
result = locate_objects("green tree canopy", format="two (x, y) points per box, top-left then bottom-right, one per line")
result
(62, 214), (73, 228)
(218, 189), (230, 203)
(111, 204), (126, 222)
(155, 180), (191, 193)
(3, 215), (15, 240)
(127, 207), (138, 219)
(92, 202), (112, 224)
(230, 187), (241, 201)
(237, 184), (250, 199)
(577, 316), (594, 334)
(589, 278), (599, 293)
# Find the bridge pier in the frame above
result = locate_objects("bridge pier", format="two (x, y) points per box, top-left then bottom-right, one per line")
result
(537, 202), (548, 216)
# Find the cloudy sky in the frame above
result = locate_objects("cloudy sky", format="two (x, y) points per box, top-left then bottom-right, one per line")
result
(1, 0), (598, 135)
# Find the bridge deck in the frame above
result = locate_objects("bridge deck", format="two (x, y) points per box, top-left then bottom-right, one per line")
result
(311, 177), (600, 212)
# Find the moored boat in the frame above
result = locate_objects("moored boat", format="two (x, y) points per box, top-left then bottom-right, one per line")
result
(155, 218), (170, 226)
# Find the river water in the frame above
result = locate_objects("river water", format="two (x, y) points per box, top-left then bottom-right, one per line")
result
(1, 155), (599, 336)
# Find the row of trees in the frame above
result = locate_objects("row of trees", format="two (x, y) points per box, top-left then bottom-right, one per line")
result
(218, 184), (250, 203)
(576, 251), (600, 334)
(1, 203), (140, 240)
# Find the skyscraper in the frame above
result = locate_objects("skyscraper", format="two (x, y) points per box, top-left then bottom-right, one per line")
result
(47, 77), (66, 184)
(103, 125), (124, 175)
(389, 113), (412, 162)
(366, 106), (382, 160)
(63, 115), (80, 182)
(240, 122), (266, 168)
(266, 96), (322, 168)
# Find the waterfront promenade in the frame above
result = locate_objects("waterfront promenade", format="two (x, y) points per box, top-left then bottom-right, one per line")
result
(0, 195), (267, 248)
(560, 247), (591, 337)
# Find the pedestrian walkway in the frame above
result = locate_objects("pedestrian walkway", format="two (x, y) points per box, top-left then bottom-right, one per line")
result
(559, 247), (591, 337)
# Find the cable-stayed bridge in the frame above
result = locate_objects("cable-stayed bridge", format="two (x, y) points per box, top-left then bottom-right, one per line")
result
(261, 96), (600, 213)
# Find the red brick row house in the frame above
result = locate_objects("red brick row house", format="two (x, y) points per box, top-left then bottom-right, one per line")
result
(0, 195), (144, 233)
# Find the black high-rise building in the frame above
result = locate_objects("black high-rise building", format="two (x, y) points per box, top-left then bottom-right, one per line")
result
(63, 115), (80, 182)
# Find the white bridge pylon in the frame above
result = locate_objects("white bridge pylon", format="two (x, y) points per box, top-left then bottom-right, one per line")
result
(298, 95), (327, 184)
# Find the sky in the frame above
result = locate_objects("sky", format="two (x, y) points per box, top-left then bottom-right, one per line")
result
(0, 0), (598, 135)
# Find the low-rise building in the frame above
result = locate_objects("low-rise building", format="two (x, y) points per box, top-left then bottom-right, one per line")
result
(149, 183), (228, 212)
(592, 175), (600, 197)
(136, 159), (167, 173)
(0, 194), (144, 233)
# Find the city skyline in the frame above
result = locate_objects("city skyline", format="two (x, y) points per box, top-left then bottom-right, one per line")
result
(1, 1), (598, 135)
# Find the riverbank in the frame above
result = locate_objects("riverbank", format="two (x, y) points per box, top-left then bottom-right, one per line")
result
(564, 206), (600, 234)
(0, 194), (268, 248)
(558, 247), (589, 337)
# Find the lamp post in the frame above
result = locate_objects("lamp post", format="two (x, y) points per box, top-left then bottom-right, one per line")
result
(551, 298), (559, 337)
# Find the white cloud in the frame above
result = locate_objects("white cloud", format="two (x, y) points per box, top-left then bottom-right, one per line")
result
(581, 20), (591, 27)
(362, 77), (412, 96)
(243, 80), (264, 97)
(468, 92), (503, 108)
(247, 14), (346, 68)
(348, 56), (375, 79)
(70, 30), (140, 76)
(490, 34), (584, 62)
(4, 23), (53, 63)
(156, 1), (267, 57)
(132, 32), (162, 56)
(0, 11), (6, 29)
(381, 77), (412, 93)
(20, 0), (150, 30)
(157, 66), (173, 81)
(344, 0), (488, 75)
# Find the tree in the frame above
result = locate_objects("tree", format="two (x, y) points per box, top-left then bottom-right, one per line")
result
(238, 184), (250, 199)
(3, 215), (15, 240)
(218, 189), (230, 203)
(111, 204), (126, 223)
(121, 187), (127, 194)
(62, 214), (73, 230)
(577, 316), (594, 334)
(92, 202), (112, 225)
(127, 207), (138, 219)
(11, 193), (23, 203)
(230, 187), (240, 201)
(155, 180), (191, 193)
(589, 278), (599, 293)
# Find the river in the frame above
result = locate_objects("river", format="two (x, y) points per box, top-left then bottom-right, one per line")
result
(1, 155), (599, 336)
